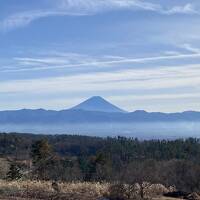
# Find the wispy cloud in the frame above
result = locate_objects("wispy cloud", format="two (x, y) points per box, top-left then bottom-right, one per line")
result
(112, 93), (200, 101)
(182, 44), (200, 54)
(59, 0), (161, 13)
(2, 51), (200, 73)
(0, 0), (198, 31)
(1, 63), (200, 94)
(164, 3), (197, 15)
(0, 10), (86, 32)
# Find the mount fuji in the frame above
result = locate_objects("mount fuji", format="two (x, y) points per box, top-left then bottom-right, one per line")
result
(0, 96), (200, 138)
(71, 96), (126, 113)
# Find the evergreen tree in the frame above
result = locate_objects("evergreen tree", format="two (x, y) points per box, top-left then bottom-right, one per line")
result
(31, 139), (52, 164)
(31, 139), (53, 180)
(6, 162), (23, 181)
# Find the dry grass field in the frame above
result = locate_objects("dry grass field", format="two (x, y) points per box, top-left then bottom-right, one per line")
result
(0, 180), (181, 200)
(0, 180), (108, 200)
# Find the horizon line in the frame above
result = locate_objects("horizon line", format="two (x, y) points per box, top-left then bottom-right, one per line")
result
(0, 96), (199, 114)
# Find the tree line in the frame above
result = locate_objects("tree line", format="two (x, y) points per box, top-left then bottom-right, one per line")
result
(1, 133), (200, 193)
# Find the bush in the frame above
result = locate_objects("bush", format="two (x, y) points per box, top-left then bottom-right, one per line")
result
(6, 162), (23, 181)
(105, 183), (142, 200)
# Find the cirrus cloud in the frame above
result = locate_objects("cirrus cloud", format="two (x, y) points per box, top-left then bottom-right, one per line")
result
(0, 0), (198, 31)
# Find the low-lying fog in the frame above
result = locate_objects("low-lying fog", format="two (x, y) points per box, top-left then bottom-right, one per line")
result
(1, 122), (200, 139)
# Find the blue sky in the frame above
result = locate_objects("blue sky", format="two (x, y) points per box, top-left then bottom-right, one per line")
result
(0, 0), (200, 112)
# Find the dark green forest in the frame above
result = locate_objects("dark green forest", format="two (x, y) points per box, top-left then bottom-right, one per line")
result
(1, 132), (200, 193)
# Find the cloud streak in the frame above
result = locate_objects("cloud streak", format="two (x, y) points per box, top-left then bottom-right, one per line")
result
(1, 63), (200, 94)
(0, 10), (87, 32)
(164, 3), (197, 15)
(1, 52), (200, 73)
(0, 0), (198, 31)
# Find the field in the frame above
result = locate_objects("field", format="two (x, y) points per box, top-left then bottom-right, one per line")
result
(0, 180), (182, 200)
(0, 181), (107, 200)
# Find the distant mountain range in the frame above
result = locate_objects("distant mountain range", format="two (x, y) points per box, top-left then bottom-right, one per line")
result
(0, 96), (200, 123)
(0, 96), (200, 138)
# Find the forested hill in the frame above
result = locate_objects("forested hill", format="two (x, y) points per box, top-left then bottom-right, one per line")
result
(1, 132), (200, 161)
(2, 132), (200, 193)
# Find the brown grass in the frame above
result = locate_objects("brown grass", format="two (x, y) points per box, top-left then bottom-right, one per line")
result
(0, 180), (174, 200)
(0, 158), (10, 179)
(0, 180), (109, 200)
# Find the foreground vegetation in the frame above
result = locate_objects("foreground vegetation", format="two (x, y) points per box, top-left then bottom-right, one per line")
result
(1, 132), (200, 199)
(0, 180), (177, 200)
(0, 180), (107, 200)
